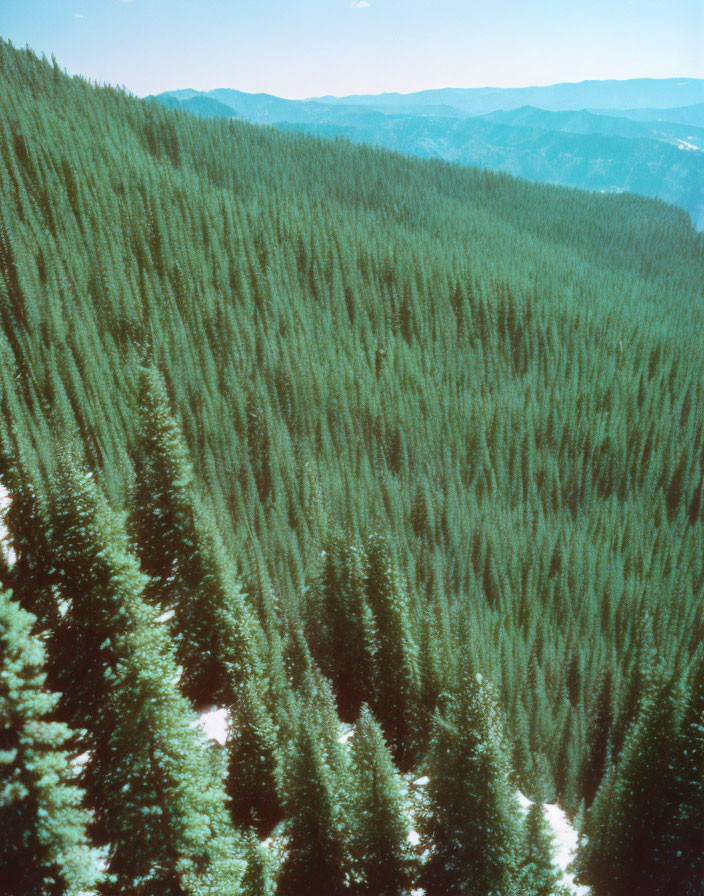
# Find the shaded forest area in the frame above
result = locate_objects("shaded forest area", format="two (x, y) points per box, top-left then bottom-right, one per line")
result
(0, 41), (702, 895)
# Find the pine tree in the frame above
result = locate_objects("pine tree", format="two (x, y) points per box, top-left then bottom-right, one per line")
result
(1, 465), (58, 630)
(130, 365), (260, 705)
(363, 532), (419, 766)
(226, 678), (283, 837)
(0, 588), (103, 896)
(579, 671), (682, 896)
(579, 669), (613, 807)
(47, 448), (245, 895)
(424, 672), (520, 896)
(277, 723), (349, 896)
(240, 831), (275, 896)
(348, 705), (413, 896)
(668, 661), (704, 895)
(517, 801), (563, 896)
(130, 364), (195, 605)
(312, 534), (377, 720)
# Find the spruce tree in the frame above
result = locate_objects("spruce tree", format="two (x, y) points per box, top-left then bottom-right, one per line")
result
(349, 705), (413, 896)
(517, 801), (563, 896)
(424, 672), (520, 896)
(0, 588), (103, 896)
(668, 661), (704, 895)
(226, 677), (283, 837)
(130, 364), (260, 705)
(312, 534), (377, 720)
(277, 722), (349, 896)
(363, 532), (419, 766)
(47, 448), (245, 895)
(130, 364), (195, 605)
(240, 831), (275, 896)
(579, 670), (613, 807)
(579, 671), (682, 896)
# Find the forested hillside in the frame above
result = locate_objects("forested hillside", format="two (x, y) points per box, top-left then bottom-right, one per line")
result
(153, 80), (704, 228)
(0, 42), (702, 895)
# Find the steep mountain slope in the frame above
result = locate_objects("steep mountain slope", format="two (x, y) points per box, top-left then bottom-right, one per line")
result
(152, 82), (704, 228)
(1, 44), (703, 890)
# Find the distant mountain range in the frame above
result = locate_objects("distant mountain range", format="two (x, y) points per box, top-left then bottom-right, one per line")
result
(149, 79), (704, 228)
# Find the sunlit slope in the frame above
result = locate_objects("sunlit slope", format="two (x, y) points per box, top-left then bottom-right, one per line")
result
(1, 42), (703, 804)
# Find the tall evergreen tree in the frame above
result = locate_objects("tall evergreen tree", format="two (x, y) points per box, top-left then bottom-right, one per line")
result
(311, 533), (377, 720)
(47, 448), (246, 895)
(130, 364), (260, 705)
(424, 672), (520, 896)
(363, 532), (420, 766)
(348, 705), (414, 896)
(130, 364), (195, 604)
(226, 677), (283, 837)
(0, 588), (103, 896)
(277, 722), (350, 896)
(579, 671), (683, 896)
(517, 801), (563, 896)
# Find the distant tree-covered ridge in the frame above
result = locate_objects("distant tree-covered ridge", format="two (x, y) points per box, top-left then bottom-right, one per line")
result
(0, 39), (702, 895)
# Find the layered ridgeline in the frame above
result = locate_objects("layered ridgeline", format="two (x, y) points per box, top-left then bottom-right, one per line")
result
(152, 79), (704, 229)
(0, 41), (703, 895)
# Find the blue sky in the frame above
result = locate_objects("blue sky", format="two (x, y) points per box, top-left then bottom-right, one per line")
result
(1, 0), (702, 99)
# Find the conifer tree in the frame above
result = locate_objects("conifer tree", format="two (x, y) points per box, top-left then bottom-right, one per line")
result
(130, 364), (195, 604)
(517, 801), (563, 896)
(0, 588), (103, 896)
(349, 705), (413, 896)
(240, 831), (276, 896)
(47, 448), (246, 895)
(277, 723), (350, 896)
(579, 671), (682, 896)
(424, 672), (520, 896)
(226, 677), (283, 837)
(363, 532), (419, 766)
(312, 533), (377, 720)
(579, 669), (613, 807)
(130, 364), (259, 705)
(668, 661), (704, 895)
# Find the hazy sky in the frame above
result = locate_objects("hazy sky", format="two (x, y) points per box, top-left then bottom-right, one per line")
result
(2, 0), (702, 99)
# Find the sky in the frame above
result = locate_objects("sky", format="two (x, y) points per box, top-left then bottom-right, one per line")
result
(1, 0), (702, 99)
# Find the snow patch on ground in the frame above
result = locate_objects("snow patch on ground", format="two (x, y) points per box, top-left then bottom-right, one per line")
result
(413, 775), (430, 787)
(191, 706), (230, 745)
(516, 791), (590, 895)
(338, 725), (355, 745)
(155, 607), (176, 624)
(0, 481), (16, 567)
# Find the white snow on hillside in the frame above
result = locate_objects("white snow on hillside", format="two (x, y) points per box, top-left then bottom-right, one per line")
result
(0, 481), (16, 567)
(517, 791), (590, 896)
(338, 725), (355, 745)
(191, 706), (230, 745)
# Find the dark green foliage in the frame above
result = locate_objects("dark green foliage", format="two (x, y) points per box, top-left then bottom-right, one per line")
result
(226, 678), (283, 837)
(363, 533), (420, 766)
(277, 723), (350, 896)
(0, 39), (703, 891)
(309, 533), (377, 720)
(517, 802), (563, 896)
(579, 670), (614, 808)
(240, 831), (276, 896)
(424, 673), (520, 896)
(130, 364), (196, 606)
(348, 705), (414, 896)
(0, 588), (103, 896)
(130, 364), (260, 705)
(44, 449), (245, 895)
(578, 669), (695, 896)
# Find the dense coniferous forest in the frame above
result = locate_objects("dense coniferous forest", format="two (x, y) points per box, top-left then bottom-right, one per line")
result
(0, 41), (702, 895)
